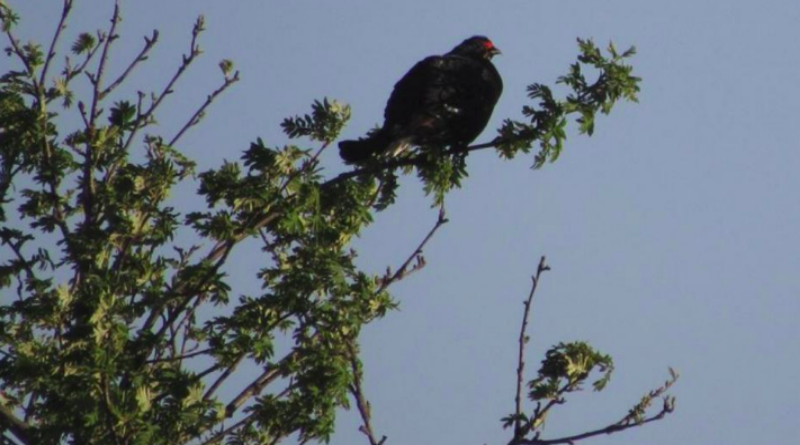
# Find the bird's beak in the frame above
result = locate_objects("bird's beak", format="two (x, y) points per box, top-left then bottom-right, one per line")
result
(489, 47), (502, 57)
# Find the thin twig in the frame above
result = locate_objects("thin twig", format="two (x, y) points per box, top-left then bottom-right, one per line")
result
(224, 356), (289, 417)
(88, 0), (120, 126)
(122, 15), (205, 153)
(376, 206), (448, 292)
(144, 347), (210, 364)
(514, 257), (550, 440)
(83, 0), (121, 226)
(39, 0), (73, 87)
(4, 28), (38, 81)
(198, 411), (258, 445)
(527, 384), (571, 435)
(520, 370), (678, 445)
(99, 30), (159, 100)
(518, 399), (675, 445)
(197, 384), (293, 445)
(49, 32), (104, 104)
(347, 341), (387, 445)
(4, 239), (36, 284)
(196, 353), (298, 439)
(168, 70), (240, 147)
(202, 355), (243, 401)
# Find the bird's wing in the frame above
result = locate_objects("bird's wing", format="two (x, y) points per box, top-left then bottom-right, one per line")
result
(383, 55), (442, 130)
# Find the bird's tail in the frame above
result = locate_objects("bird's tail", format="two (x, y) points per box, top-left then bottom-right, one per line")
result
(338, 130), (394, 164)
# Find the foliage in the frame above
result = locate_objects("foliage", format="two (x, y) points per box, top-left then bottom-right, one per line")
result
(496, 39), (640, 168)
(0, 2), (670, 445)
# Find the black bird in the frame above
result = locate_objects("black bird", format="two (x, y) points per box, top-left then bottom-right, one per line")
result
(339, 36), (503, 163)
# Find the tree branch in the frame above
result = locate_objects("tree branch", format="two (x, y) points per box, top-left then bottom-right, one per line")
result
(52, 34), (104, 104)
(99, 30), (159, 100)
(326, 139), (499, 187)
(519, 397), (675, 445)
(513, 257), (550, 440)
(197, 411), (258, 445)
(202, 355), (243, 402)
(376, 205), (448, 292)
(82, 0), (121, 226)
(519, 370), (678, 445)
(224, 356), (289, 417)
(3, 237), (36, 286)
(122, 15), (205, 153)
(3, 28), (38, 82)
(347, 341), (386, 445)
(88, 0), (120, 126)
(168, 69), (240, 147)
(39, 0), (73, 87)
(195, 350), (299, 440)
(144, 347), (210, 364)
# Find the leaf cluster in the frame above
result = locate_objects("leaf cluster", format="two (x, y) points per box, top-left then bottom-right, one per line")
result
(496, 38), (640, 168)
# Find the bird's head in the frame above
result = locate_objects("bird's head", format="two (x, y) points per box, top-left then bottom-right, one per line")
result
(451, 36), (502, 60)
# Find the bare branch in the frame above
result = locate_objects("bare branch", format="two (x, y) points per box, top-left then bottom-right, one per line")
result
(39, 0), (73, 87)
(80, 0), (120, 227)
(518, 399), (675, 445)
(224, 356), (288, 417)
(88, 0), (120, 126)
(168, 69), (240, 147)
(195, 352), (298, 441)
(376, 206), (448, 292)
(122, 15), (206, 153)
(77, 101), (90, 128)
(347, 342), (387, 445)
(99, 29), (159, 100)
(513, 257), (550, 440)
(202, 355), (243, 401)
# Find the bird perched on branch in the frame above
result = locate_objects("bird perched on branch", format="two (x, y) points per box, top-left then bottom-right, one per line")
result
(339, 36), (503, 164)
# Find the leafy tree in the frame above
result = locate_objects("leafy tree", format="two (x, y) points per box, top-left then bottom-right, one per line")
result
(0, 2), (674, 445)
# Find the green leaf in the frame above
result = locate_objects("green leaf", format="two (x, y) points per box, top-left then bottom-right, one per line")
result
(71, 32), (96, 55)
(219, 58), (234, 76)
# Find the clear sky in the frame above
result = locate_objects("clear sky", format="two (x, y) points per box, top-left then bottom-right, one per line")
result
(8, 1), (800, 444)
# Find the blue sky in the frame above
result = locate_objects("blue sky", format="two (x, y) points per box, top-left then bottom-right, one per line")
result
(8, 1), (800, 444)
